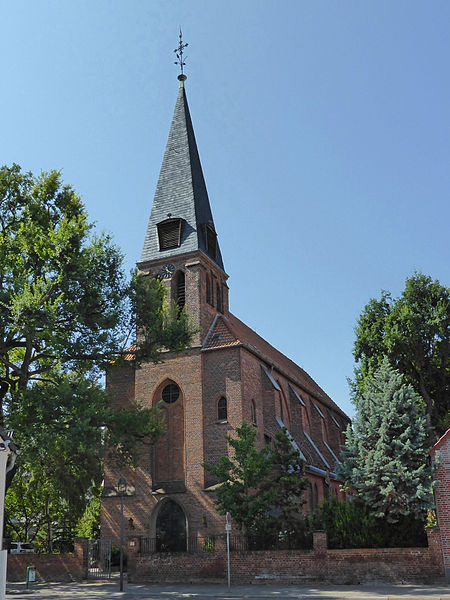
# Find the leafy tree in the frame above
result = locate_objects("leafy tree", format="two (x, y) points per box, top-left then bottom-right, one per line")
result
(0, 164), (193, 411)
(205, 422), (308, 537)
(353, 273), (450, 436)
(0, 164), (194, 533)
(75, 485), (102, 540)
(338, 358), (436, 523)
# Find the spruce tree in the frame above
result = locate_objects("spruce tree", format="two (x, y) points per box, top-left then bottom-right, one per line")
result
(338, 357), (435, 523)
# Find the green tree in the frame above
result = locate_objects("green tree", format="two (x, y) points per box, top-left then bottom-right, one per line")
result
(338, 358), (436, 523)
(353, 272), (450, 436)
(0, 164), (193, 412)
(261, 428), (308, 539)
(0, 164), (194, 536)
(205, 422), (308, 537)
(75, 485), (102, 540)
(307, 495), (427, 549)
(205, 422), (273, 533)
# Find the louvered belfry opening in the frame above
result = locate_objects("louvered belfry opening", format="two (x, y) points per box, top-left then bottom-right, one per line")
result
(157, 219), (182, 250)
(176, 271), (186, 315)
(205, 224), (217, 259)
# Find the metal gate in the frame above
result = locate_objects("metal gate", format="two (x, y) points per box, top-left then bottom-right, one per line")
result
(88, 539), (111, 579)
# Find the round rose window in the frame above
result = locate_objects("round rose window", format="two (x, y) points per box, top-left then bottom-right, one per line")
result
(162, 383), (180, 404)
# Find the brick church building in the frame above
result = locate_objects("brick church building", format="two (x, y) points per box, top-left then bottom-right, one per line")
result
(101, 73), (350, 546)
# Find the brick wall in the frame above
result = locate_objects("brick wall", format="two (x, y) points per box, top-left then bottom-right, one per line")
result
(431, 429), (450, 582)
(7, 538), (87, 583)
(127, 529), (444, 585)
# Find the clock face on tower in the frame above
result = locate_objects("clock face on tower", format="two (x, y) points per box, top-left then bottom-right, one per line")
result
(160, 263), (175, 279)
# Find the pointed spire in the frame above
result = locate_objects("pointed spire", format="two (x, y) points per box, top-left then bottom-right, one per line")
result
(140, 77), (224, 271)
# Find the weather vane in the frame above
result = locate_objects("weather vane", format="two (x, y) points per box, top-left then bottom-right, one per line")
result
(174, 29), (188, 75)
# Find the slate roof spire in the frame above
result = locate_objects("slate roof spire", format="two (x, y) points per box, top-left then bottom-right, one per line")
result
(140, 73), (224, 271)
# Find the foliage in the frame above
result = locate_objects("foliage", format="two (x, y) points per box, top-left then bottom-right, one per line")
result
(260, 427), (309, 540)
(338, 358), (436, 523)
(0, 164), (194, 534)
(205, 422), (273, 532)
(0, 164), (195, 406)
(308, 495), (427, 549)
(129, 272), (195, 365)
(205, 422), (308, 537)
(352, 272), (450, 436)
(75, 485), (102, 539)
(4, 376), (165, 543)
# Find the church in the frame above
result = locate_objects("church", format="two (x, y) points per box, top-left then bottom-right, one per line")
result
(101, 71), (350, 546)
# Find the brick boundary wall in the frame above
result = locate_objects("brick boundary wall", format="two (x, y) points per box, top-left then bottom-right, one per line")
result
(431, 428), (450, 582)
(7, 538), (88, 583)
(127, 529), (444, 585)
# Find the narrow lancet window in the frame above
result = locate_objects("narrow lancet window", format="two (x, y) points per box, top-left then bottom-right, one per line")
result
(176, 271), (186, 314)
(216, 283), (223, 313)
(251, 399), (257, 425)
(206, 274), (213, 305)
(218, 397), (227, 421)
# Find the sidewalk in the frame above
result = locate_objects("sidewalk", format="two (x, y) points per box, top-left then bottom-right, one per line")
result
(5, 580), (450, 600)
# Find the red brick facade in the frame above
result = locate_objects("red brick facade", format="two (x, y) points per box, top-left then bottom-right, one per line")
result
(101, 78), (350, 549)
(126, 528), (443, 585)
(431, 428), (450, 582)
(7, 538), (87, 582)
(101, 245), (350, 544)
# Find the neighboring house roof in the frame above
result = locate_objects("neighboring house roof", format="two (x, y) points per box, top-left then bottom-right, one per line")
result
(0, 426), (18, 455)
(139, 79), (224, 271)
(430, 428), (450, 454)
(203, 312), (349, 421)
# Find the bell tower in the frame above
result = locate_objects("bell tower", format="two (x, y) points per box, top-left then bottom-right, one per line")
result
(137, 72), (228, 344)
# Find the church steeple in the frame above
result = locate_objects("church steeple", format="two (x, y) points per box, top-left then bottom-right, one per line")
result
(139, 75), (224, 272)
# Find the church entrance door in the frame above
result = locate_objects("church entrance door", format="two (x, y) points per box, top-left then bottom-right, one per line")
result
(155, 500), (187, 552)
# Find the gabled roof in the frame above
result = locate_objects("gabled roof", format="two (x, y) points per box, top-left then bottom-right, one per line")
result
(202, 312), (349, 421)
(140, 78), (224, 271)
(430, 428), (450, 454)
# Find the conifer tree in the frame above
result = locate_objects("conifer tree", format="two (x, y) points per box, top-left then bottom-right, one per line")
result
(338, 358), (435, 523)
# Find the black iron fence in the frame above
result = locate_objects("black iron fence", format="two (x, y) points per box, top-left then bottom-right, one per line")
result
(140, 532), (313, 555)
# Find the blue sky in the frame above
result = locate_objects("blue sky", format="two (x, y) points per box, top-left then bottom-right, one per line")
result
(2, 1), (449, 418)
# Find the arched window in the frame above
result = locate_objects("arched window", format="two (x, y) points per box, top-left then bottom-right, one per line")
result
(175, 271), (185, 314)
(276, 382), (290, 429)
(153, 380), (185, 486)
(321, 418), (329, 443)
(323, 478), (330, 499)
(216, 283), (223, 313)
(251, 399), (257, 425)
(206, 274), (213, 306)
(217, 397), (227, 421)
(313, 483), (319, 512)
(302, 406), (311, 436)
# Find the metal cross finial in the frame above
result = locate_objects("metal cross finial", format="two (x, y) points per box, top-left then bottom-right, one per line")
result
(174, 28), (188, 74)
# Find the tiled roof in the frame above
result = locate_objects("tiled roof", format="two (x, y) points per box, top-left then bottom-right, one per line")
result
(203, 312), (349, 421)
(139, 80), (224, 271)
(430, 428), (450, 453)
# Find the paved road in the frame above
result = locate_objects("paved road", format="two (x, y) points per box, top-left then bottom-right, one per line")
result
(5, 581), (450, 600)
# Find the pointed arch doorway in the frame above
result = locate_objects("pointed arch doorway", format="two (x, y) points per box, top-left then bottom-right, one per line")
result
(155, 500), (187, 552)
